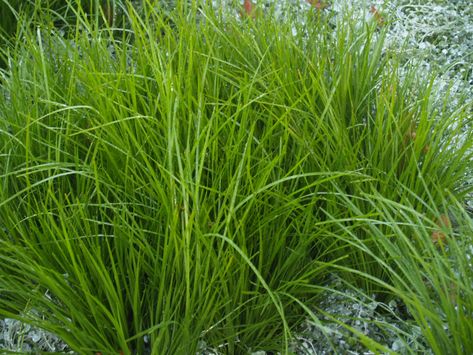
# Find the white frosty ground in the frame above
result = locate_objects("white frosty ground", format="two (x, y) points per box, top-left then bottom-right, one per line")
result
(1, 0), (472, 353)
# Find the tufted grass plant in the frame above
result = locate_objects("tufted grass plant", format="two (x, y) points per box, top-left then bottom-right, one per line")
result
(0, 0), (472, 353)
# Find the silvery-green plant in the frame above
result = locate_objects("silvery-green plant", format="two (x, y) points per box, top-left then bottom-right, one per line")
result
(0, 317), (71, 353)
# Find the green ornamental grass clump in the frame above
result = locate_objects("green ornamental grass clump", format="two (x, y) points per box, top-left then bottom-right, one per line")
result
(0, 0), (472, 353)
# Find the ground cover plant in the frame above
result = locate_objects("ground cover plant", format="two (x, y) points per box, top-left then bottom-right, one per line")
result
(0, 0), (472, 353)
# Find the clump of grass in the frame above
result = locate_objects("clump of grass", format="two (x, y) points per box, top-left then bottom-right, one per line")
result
(0, 0), (472, 353)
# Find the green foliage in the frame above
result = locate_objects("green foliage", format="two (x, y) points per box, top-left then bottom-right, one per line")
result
(0, 1), (472, 353)
(0, 0), (117, 67)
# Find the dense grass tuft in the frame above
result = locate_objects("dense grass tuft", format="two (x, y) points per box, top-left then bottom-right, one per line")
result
(1, 1), (472, 353)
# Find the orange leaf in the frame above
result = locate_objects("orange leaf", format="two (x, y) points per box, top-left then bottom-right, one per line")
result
(242, 0), (258, 18)
(431, 230), (446, 243)
(370, 5), (384, 26)
(437, 214), (451, 229)
(307, 0), (329, 10)
(431, 214), (451, 244)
